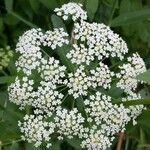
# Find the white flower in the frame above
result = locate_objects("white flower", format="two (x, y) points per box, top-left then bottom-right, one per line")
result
(67, 66), (92, 98)
(127, 53), (146, 75)
(38, 57), (66, 84)
(81, 126), (114, 150)
(116, 63), (138, 95)
(66, 44), (94, 65)
(90, 62), (114, 89)
(74, 21), (128, 60)
(54, 3), (87, 21)
(122, 93), (146, 125)
(16, 28), (43, 54)
(8, 77), (34, 109)
(32, 81), (64, 116)
(84, 92), (130, 135)
(8, 2), (147, 149)
(18, 115), (55, 148)
(42, 28), (69, 49)
(116, 54), (146, 95)
(16, 52), (42, 75)
(54, 107), (85, 139)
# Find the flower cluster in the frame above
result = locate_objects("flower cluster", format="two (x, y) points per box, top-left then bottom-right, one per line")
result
(54, 107), (85, 140)
(8, 77), (34, 109)
(8, 2), (147, 150)
(84, 92), (130, 135)
(81, 126), (114, 150)
(42, 28), (69, 49)
(66, 44), (94, 65)
(18, 115), (55, 148)
(38, 57), (66, 84)
(116, 53), (146, 95)
(127, 53), (146, 75)
(67, 66), (91, 98)
(90, 62), (114, 89)
(74, 21), (128, 61)
(54, 2), (87, 21)
(0, 46), (13, 71)
(16, 52), (42, 75)
(122, 93), (145, 125)
(32, 81), (64, 116)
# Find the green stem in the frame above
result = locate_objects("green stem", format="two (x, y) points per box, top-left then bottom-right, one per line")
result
(2, 139), (22, 146)
(62, 93), (69, 103)
(108, 0), (118, 26)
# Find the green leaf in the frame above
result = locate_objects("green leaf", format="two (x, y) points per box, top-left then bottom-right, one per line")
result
(3, 14), (20, 25)
(51, 14), (66, 30)
(4, 0), (13, 12)
(7, 11), (37, 28)
(29, 0), (40, 13)
(122, 97), (150, 106)
(51, 14), (75, 72)
(138, 110), (150, 125)
(66, 138), (82, 150)
(137, 69), (150, 84)
(111, 9), (150, 27)
(25, 143), (40, 150)
(39, 0), (57, 10)
(7, 142), (19, 150)
(56, 45), (75, 72)
(86, 0), (99, 21)
(51, 140), (61, 150)
(0, 76), (16, 84)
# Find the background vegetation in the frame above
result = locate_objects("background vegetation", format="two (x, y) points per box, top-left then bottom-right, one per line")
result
(0, 0), (150, 149)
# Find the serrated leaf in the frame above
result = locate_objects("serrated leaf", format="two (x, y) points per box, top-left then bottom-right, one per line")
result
(137, 69), (150, 84)
(111, 9), (150, 27)
(86, 0), (99, 21)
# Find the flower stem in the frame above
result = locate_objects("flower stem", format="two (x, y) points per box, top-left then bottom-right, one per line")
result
(116, 132), (125, 150)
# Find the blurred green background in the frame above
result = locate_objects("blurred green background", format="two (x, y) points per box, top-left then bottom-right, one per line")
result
(0, 0), (150, 149)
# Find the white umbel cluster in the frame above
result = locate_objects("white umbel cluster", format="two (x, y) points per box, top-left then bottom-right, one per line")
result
(90, 62), (114, 89)
(116, 53), (146, 95)
(18, 115), (55, 148)
(66, 44), (95, 65)
(81, 126), (114, 150)
(38, 57), (66, 84)
(54, 2), (87, 21)
(67, 66), (92, 98)
(8, 77), (34, 108)
(8, 2), (147, 150)
(54, 107), (85, 140)
(74, 21), (128, 60)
